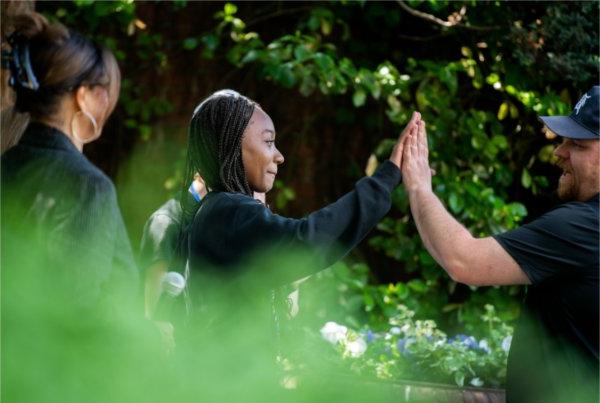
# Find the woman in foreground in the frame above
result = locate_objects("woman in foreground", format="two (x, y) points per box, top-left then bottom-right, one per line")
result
(1, 13), (138, 308)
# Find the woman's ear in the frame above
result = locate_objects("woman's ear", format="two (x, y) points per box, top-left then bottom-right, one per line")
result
(74, 86), (87, 113)
(74, 85), (109, 126)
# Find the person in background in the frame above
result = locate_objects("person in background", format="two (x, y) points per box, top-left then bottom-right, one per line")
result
(140, 174), (207, 321)
(401, 86), (599, 403)
(1, 13), (138, 308)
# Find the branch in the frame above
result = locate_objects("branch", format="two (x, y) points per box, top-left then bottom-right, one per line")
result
(397, 0), (465, 28)
(396, 1), (501, 31)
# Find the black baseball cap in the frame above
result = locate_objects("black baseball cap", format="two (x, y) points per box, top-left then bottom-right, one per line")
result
(539, 86), (599, 139)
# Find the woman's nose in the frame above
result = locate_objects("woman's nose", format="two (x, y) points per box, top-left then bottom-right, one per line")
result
(275, 148), (284, 165)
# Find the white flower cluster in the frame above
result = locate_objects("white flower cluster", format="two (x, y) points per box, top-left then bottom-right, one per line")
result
(320, 321), (367, 358)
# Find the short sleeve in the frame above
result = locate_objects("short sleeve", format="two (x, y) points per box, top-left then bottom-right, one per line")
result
(139, 212), (180, 270)
(493, 201), (599, 285)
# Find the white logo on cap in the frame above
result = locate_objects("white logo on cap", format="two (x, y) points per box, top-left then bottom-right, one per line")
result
(574, 93), (591, 115)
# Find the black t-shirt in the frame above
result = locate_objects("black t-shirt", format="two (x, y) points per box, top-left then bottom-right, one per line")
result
(494, 194), (599, 403)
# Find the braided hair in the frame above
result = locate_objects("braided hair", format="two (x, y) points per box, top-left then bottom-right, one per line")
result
(181, 89), (257, 220)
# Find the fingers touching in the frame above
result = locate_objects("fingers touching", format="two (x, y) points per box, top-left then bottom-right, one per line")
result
(390, 111), (421, 168)
(400, 111), (421, 140)
(401, 115), (433, 192)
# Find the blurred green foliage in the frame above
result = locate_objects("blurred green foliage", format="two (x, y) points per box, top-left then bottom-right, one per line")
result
(1, 245), (404, 403)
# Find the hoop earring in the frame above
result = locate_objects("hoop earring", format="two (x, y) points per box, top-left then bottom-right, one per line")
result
(71, 110), (99, 144)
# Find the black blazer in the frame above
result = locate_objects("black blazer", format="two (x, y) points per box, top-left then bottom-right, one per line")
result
(1, 123), (138, 307)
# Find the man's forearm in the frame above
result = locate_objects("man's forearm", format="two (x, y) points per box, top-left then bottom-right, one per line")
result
(408, 188), (474, 280)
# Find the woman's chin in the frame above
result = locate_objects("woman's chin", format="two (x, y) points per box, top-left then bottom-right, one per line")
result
(265, 177), (277, 191)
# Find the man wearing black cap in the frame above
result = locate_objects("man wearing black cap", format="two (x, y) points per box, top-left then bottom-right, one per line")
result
(401, 86), (599, 403)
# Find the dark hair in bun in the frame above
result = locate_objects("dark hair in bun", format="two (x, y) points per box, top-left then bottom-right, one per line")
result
(4, 13), (120, 119)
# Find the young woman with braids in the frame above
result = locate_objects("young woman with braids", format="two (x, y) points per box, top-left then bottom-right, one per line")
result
(1, 13), (138, 308)
(182, 89), (420, 324)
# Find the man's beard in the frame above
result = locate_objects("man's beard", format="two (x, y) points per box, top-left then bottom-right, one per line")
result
(557, 173), (578, 201)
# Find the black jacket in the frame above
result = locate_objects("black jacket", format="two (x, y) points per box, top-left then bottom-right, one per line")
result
(1, 123), (138, 308)
(188, 160), (401, 288)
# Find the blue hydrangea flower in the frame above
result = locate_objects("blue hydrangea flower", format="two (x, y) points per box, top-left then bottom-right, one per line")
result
(396, 337), (415, 357)
(478, 339), (491, 354)
(501, 335), (512, 353)
(449, 334), (478, 349)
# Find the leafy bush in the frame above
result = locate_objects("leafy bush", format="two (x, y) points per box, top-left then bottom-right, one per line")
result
(318, 304), (512, 388)
(293, 262), (512, 387)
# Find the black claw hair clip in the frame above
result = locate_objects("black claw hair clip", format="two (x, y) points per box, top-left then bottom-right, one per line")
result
(1, 33), (40, 91)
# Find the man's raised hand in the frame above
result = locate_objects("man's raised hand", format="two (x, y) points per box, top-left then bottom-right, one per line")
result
(390, 111), (421, 168)
(402, 119), (432, 193)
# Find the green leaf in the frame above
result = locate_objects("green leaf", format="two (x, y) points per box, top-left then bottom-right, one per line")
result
(418, 250), (436, 267)
(407, 279), (427, 293)
(321, 19), (332, 36)
(314, 52), (335, 71)
(497, 102), (509, 120)
(509, 203), (527, 218)
(182, 37), (198, 50)
(440, 66), (458, 94)
(486, 73), (500, 85)
(491, 135), (508, 150)
(471, 133), (485, 150)
(307, 15), (320, 31)
(509, 103), (519, 118)
(521, 168), (532, 188)
(275, 64), (296, 88)
(353, 90), (367, 107)
(538, 144), (555, 162)
(293, 45), (310, 62)
(241, 49), (261, 64)
(232, 18), (245, 30)
(395, 283), (409, 299)
(224, 3), (237, 15)
(454, 371), (465, 387)
(201, 33), (219, 51)
(363, 292), (375, 311)
(448, 192), (463, 213)
(338, 58), (357, 77)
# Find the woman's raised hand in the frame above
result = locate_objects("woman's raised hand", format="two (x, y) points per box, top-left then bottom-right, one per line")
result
(390, 111), (421, 168)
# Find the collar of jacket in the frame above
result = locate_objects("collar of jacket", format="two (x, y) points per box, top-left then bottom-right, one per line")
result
(20, 122), (80, 154)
